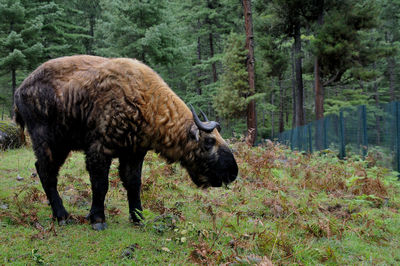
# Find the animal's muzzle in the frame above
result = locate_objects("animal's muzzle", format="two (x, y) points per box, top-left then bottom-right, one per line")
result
(216, 146), (238, 186)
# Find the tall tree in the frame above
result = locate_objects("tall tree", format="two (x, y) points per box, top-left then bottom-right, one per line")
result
(258, 36), (288, 133)
(96, 0), (178, 66)
(313, 0), (325, 121)
(311, 0), (380, 111)
(0, 0), (43, 116)
(75, 0), (101, 55)
(243, 0), (257, 145)
(380, 0), (400, 101)
(269, 0), (313, 126)
(214, 33), (248, 118)
(179, 0), (241, 114)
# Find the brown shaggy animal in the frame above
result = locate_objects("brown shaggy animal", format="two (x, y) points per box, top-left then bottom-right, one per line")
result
(14, 55), (238, 230)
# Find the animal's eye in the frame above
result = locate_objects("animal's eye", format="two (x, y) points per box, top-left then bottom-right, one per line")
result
(204, 137), (216, 150)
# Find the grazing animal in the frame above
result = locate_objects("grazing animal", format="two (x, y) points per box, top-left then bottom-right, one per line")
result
(14, 55), (238, 230)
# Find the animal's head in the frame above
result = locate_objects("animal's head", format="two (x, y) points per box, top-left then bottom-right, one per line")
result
(182, 106), (238, 188)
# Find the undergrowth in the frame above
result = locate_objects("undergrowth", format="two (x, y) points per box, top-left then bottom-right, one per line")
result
(0, 142), (399, 265)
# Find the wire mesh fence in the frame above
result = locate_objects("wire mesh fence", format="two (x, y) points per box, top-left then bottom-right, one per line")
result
(277, 101), (400, 175)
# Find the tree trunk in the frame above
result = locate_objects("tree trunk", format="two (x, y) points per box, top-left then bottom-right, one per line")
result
(294, 22), (305, 126)
(315, 0), (324, 121)
(278, 78), (284, 133)
(87, 15), (96, 55)
(314, 57), (324, 120)
(373, 63), (381, 145)
(209, 32), (218, 83)
(243, 0), (257, 146)
(291, 45), (297, 128)
(10, 68), (16, 118)
(196, 34), (203, 95)
(271, 92), (275, 138)
(388, 56), (396, 101)
(314, 7), (324, 150)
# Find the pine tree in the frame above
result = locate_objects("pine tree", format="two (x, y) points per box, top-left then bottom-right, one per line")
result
(214, 33), (248, 118)
(268, 0), (314, 127)
(96, 0), (178, 66)
(0, 0), (43, 116)
(259, 36), (289, 133)
(311, 0), (381, 113)
(178, 0), (242, 116)
(380, 0), (400, 101)
(68, 0), (102, 55)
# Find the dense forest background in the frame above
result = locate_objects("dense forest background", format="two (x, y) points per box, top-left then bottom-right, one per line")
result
(0, 0), (399, 143)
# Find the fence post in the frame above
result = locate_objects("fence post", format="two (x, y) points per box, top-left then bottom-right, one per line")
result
(361, 105), (368, 157)
(290, 128), (294, 150)
(396, 102), (400, 179)
(339, 111), (346, 159)
(308, 124), (312, 153)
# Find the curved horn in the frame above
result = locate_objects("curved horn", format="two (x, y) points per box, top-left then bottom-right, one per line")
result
(199, 109), (209, 122)
(190, 105), (220, 133)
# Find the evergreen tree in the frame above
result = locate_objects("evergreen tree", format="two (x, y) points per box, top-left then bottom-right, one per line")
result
(96, 0), (179, 66)
(68, 0), (102, 55)
(259, 36), (289, 133)
(268, 0), (314, 127)
(178, 0), (242, 117)
(0, 0), (43, 115)
(380, 0), (400, 101)
(311, 0), (381, 114)
(214, 33), (248, 118)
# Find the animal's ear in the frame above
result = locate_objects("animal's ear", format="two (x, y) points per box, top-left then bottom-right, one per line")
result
(189, 124), (200, 141)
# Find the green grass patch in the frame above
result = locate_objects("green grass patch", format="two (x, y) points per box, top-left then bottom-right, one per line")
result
(1, 142), (400, 264)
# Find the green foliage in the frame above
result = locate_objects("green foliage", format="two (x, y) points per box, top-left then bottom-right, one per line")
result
(0, 0), (400, 138)
(96, 0), (179, 66)
(214, 33), (248, 119)
(0, 1), (29, 72)
(258, 36), (288, 79)
(324, 89), (369, 114)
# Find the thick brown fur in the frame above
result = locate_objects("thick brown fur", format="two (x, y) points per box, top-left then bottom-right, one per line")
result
(14, 55), (237, 229)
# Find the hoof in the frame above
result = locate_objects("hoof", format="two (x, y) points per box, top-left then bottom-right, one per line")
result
(91, 222), (107, 231)
(130, 219), (144, 227)
(58, 216), (73, 226)
(129, 212), (144, 226)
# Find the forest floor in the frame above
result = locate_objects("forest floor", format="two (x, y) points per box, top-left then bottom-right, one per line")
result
(1, 142), (400, 265)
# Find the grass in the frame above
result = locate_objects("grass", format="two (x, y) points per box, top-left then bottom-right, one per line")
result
(1, 142), (400, 265)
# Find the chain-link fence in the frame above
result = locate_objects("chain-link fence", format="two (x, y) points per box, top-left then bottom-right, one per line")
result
(277, 102), (400, 175)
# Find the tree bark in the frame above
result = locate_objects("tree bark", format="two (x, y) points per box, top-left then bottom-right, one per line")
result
(291, 45), (297, 128)
(314, 5), (324, 150)
(87, 15), (95, 55)
(294, 22), (305, 126)
(278, 78), (284, 133)
(209, 32), (218, 83)
(315, 58), (324, 120)
(243, 0), (257, 146)
(196, 34), (203, 95)
(388, 56), (396, 101)
(373, 63), (381, 145)
(314, 0), (324, 121)
(10, 68), (16, 118)
(271, 92), (275, 138)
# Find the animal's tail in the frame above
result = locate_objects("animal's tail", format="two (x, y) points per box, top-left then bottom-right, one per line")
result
(14, 105), (25, 131)
(14, 104), (26, 144)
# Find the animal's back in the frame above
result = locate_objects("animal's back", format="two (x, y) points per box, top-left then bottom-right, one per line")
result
(14, 55), (164, 152)
(14, 55), (116, 150)
(15, 55), (108, 119)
